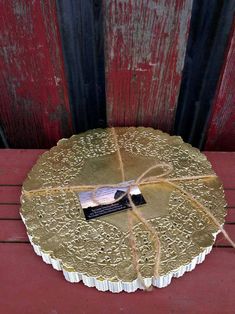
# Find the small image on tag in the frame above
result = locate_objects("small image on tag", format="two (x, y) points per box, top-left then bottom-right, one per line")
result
(78, 181), (146, 220)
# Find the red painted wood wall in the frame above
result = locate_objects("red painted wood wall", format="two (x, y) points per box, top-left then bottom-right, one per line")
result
(104, 0), (193, 132)
(0, 0), (234, 151)
(205, 20), (235, 151)
(0, 1), (73, 148)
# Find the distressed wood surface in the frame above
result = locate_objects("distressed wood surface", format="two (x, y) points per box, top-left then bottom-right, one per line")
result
(0, 150), (235, 313)
(205, 21), (235, 151)
(56, 0), (107, 132)
(0, 1), (73, 148)
(104, 0), (193, 131)
(174, 1), (235, 149)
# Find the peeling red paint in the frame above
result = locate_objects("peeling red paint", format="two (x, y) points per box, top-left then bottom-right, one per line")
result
(104, 0), (193, 131)
(0, 0), (73, 148)
(205, 21), (235, 151)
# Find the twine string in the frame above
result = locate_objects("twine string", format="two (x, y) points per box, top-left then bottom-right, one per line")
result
(109, 128), (153, 289)
(165, 180), (235, 248)
(23, 128), (235, 291)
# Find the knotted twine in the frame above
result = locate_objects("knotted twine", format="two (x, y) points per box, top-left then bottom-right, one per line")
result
(23, 128), (235, 290)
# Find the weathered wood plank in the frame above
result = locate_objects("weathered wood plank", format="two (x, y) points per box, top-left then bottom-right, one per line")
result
(0, 220), (28, 242)
(56, 0), (106, 132)
(0, 149), (46, 185)
(0, 1), (73, 148)
(0, 244), (234, 313)
(204, 152), (235, 189)
(205, 21), (235, 151)
(0, 205), (21, 219)
(174, 1), (235, 149)
(104, 0), (193, 130)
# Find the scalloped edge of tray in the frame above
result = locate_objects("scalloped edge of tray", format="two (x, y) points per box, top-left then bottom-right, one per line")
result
(21, 213), (220, 293)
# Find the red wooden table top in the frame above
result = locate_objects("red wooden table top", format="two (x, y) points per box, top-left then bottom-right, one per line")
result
(0, 150), (235, 314)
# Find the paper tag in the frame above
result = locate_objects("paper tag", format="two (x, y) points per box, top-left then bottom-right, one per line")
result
(78, 181), (146, 220)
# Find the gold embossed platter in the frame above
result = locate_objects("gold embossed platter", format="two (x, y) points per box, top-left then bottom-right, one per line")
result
(20, 127), (226, 292)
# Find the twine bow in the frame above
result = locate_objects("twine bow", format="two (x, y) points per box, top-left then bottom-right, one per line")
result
(23, 128), (235, 290)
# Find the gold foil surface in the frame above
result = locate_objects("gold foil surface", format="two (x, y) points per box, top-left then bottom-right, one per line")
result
(20, 128), (226, 282)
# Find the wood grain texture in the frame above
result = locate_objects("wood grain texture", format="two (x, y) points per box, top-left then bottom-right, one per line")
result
(0, 244), (235, 314)
(56, 0), (107, 132)
(104, 0), (193, 130)
(174, 1), (235, 149)
(0, 1), (73, 148)
(205, 20), (235, 151)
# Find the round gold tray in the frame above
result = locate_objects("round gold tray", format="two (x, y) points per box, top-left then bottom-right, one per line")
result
(20, 127), (226, 292)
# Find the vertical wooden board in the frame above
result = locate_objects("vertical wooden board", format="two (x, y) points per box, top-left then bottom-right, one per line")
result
(56, 0), (107, 132)
(104, 0), (193, 131)
(205, 21), (235, 151)
(0, 0), (73, 148)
